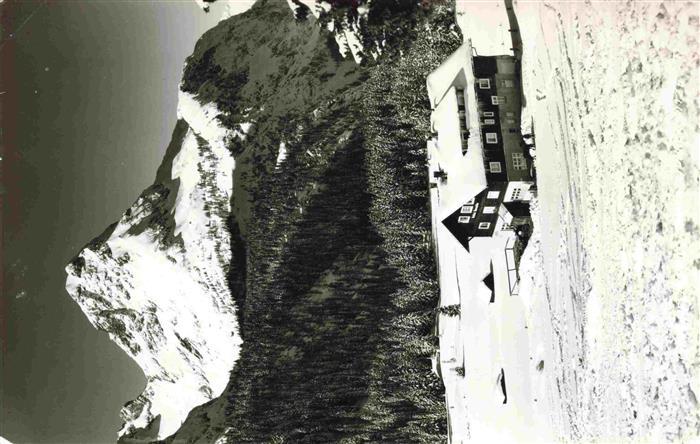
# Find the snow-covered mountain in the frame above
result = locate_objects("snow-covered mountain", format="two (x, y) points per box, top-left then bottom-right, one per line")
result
(65, 0), (462, 441)
(65, 91), (242, 440)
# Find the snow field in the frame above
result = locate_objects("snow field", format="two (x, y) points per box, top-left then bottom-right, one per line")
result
(516, 0), (700, 441)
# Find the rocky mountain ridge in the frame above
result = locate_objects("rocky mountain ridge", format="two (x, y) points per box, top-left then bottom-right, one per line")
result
(65, 91), (241, 440)
(67, 0), (462, 441)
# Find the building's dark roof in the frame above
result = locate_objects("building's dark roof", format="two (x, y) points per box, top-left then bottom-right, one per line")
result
(442, 218), (472, 252)
(483, 262), (495, 303)
(503, 200), (531, 218)
(441, 188), (499, 252)
(473, 56), (500, 77)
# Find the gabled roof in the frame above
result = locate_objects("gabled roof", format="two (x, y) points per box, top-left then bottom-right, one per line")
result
(441, 187), (492, 252)
(483, 262), (495, 303)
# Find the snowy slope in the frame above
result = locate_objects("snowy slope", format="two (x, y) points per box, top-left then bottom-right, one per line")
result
(515, 1), (700, 441)
(192, 0), (255, 20)
(431, 1), (698, 442)
(427, 2), (557, 442)
(282, 0), (365, 63)
(65, 92), (242, 440)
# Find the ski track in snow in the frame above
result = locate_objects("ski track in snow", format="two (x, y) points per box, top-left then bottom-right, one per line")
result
(516, 1), (700, 441)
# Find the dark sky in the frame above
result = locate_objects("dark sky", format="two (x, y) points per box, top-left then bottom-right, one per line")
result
(0, 1), (230, 442)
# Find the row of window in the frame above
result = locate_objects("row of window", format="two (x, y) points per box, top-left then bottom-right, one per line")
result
(484, 155), (526, 173)
(478, 78), (515, 89)
(460, 203), (496, 215)
(483, 119), (517, 127)
(457, 188), (502, 223)
(457, 216), (491, 230)
(482, 111), (515, 118)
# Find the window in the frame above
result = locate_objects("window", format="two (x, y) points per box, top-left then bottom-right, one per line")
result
(484, 118), (496, 125)
(460, 205), (473, 214)
(506, 119), (516, 125)
(478, 78), (491, 89)
(486, 133), (498, 144)
(478, 222), (491, 230)
(506, 112), (514, 117)
(487, 190), (500, 199)
(467, 198), (475, 205)
(512, 153), (527, 170)
(489, 162), (502, 173)
(491, 96), (506, 105)
(502, 79), (515, 88)
(483, 111), (495, 117)
(456, 93), (465, 106)
(483, 206), (496, 214)
(511, 188), (522, 200)
(508, 128), (518, 133)
(458, 216), (471, 224)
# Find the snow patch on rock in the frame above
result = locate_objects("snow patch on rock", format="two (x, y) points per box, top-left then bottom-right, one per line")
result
(177, 90), (233, 152)
(66, 92), (241, 440)
(333, 19), (364, 64)
(193, 0), (214, 12)
(276, 141), (288, 169)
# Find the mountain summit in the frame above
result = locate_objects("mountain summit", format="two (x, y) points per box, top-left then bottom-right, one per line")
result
(67, 0), (462, 441)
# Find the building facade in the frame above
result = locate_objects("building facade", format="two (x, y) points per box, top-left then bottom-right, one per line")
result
(442, 54), (535, 246)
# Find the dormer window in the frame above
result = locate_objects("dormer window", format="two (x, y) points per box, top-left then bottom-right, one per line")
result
(458, 216), (471, 224)
(489, 162), (502, 173)
(491, 96), (506, 105)
(478, 222), (491, 230)
(486, 133), (498, 144)
(478, 78), (491, 89)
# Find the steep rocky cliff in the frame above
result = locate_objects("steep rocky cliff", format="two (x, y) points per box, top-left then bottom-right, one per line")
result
(65, 91), (241, 439)
(67, 0), (462, 441)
